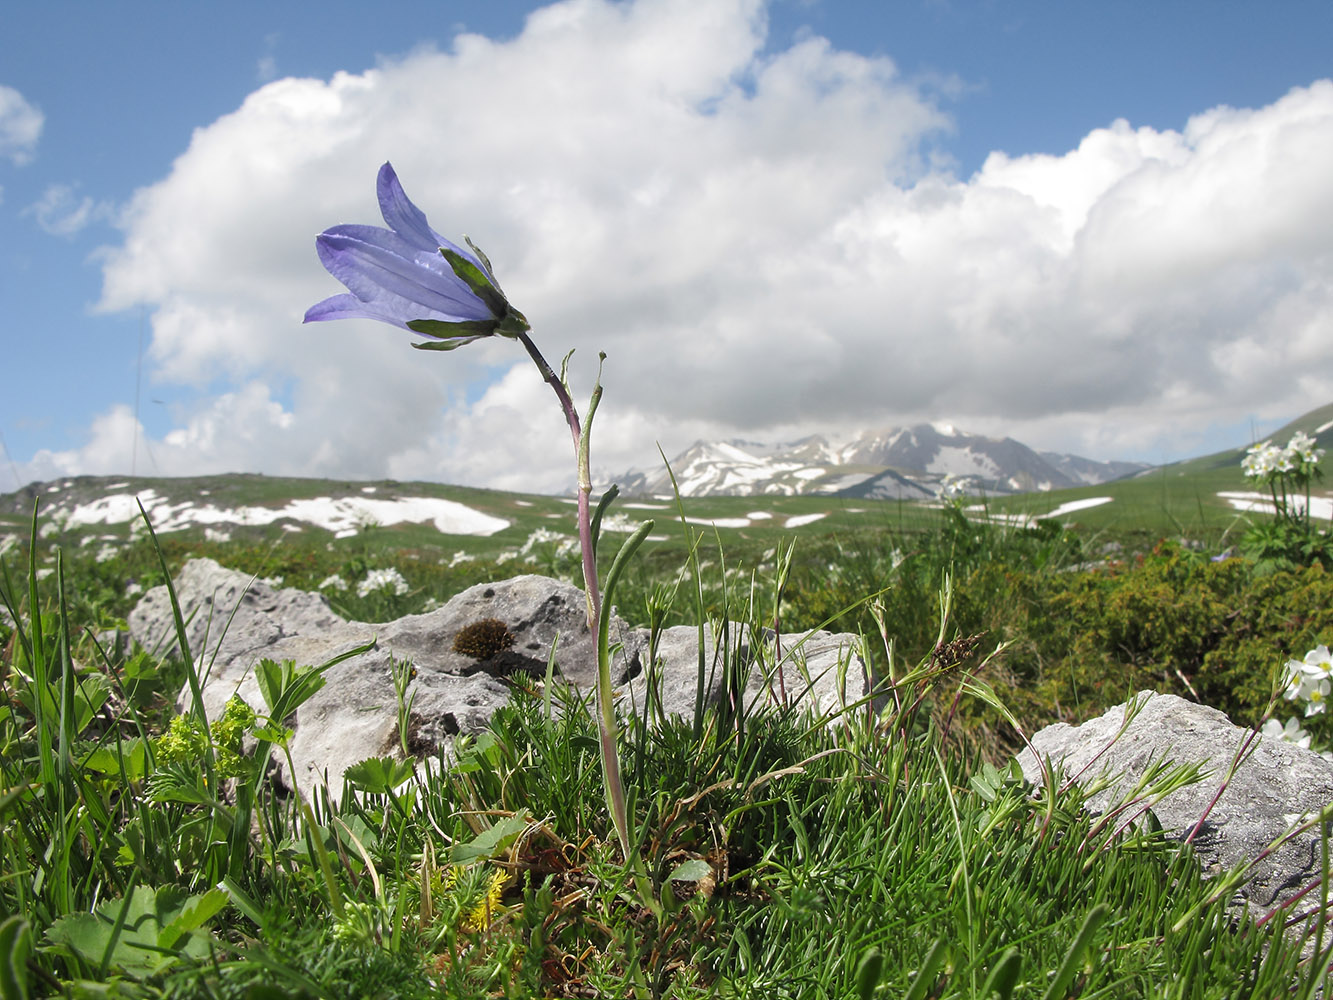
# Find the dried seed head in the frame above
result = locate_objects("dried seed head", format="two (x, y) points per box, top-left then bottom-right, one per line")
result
(452, 618), (516, 660)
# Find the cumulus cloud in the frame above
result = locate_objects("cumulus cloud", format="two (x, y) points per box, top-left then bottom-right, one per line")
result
(70, 0), (1333, 493)
(0, 85), (43, 165)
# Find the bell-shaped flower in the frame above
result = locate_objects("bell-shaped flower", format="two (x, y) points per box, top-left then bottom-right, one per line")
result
(304, 162), (528, 350)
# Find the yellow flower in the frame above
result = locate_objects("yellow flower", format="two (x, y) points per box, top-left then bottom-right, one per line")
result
(444, 864), (508, 932)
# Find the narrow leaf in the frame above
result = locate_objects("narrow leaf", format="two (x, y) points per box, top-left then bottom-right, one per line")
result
(903, 937), (949, 1000)
(980, 947), (1022, 1000)
(1040, 904), (1109, 1000)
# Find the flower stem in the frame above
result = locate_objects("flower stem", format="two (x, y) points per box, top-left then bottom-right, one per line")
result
(512, 332), (646, 894)
(514, 331), (602, 629)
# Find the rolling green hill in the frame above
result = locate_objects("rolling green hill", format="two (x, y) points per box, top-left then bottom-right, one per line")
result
(3, 402), (1330, 565)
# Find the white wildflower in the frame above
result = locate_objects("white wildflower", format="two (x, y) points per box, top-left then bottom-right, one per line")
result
(1262, 716), (1312, 749)
(318, 574), (349, 592)
(1297, 644), (1333, 681)
(1287, 431), (1324, 465)
(357, 567), (409, 597)
(1304, 676), (1331, 716)
(1241, 441), (1282, 479)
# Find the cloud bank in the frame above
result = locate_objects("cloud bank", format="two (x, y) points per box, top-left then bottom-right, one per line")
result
(23, 0), (1333, 492)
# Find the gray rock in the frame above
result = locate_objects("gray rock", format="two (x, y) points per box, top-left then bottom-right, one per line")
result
(129, 560), (866, 801)
(625, 622), (867, 721)
(129, 561), (639, 799)
(1016, 692), (1333, 928)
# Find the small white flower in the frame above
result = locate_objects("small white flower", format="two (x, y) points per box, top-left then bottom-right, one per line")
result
(1283, 663), (1307, 701)
(1242, 440), (1286, 479)
(318, 574), (349, 592)
(1304, 676), (1331, 716)
(1262, 716), (1312, 749)
(939, 474), (967, 500)
(357, 567), (409, 598)
(1298, 644), (1333, 681)
(1287, 431), (1325, 465)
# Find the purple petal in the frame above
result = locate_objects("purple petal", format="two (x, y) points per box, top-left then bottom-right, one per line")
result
(376, 162), (485, 273)
(303, 292), (419, 329)
(306, 163), (513, 337)
(315, 230), (496, 323)
(303, 292), (391, 325)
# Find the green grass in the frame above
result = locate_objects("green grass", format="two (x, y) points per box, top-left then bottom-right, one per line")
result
(4, 491), (1333, 998)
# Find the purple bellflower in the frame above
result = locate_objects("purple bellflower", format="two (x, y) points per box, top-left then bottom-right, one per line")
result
(303, 164), (654, 896)
(303, 162), (528, 350)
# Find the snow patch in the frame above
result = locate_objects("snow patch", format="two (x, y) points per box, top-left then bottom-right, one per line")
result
(1218, 492), (1333, 521)
(823, 473), (877, 492)
(976, 496), (1114, 528)
(784, 513), (826, 528)
(930, 446), (1001, 480)
(684, 516), (752, 529)
(62, 490), (509, 538)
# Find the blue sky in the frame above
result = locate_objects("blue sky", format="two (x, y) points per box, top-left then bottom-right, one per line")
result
(3, 0), (1332, 493)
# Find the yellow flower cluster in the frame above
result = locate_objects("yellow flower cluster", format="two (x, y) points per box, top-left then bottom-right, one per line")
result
(444, 864), (508, 932)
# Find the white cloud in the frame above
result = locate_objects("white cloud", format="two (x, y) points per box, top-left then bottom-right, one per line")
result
(0, 85), (43, 165)
(74, 0), (1333, 492)
(25, 183), (114, 236)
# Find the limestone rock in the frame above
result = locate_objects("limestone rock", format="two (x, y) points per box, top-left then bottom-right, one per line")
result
(129, 560), (867, 801)
(129, 561), (638, 799)
(1016, 692), (1333, 926)
(624, 622), (867, 721)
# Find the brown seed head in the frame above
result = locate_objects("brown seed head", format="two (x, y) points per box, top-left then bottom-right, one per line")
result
(452, 618), (516, 660)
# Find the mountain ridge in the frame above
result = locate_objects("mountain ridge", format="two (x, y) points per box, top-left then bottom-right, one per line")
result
(615, 423), (1150, 499)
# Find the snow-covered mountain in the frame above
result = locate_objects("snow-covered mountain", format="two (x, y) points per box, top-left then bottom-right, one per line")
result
(614, 423), (1148, 498)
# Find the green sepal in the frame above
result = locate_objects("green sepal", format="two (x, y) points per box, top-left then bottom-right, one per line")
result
(463, 236), (496, 282)
(407, 318), (499, 340)
(440, 248), (509, 318)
